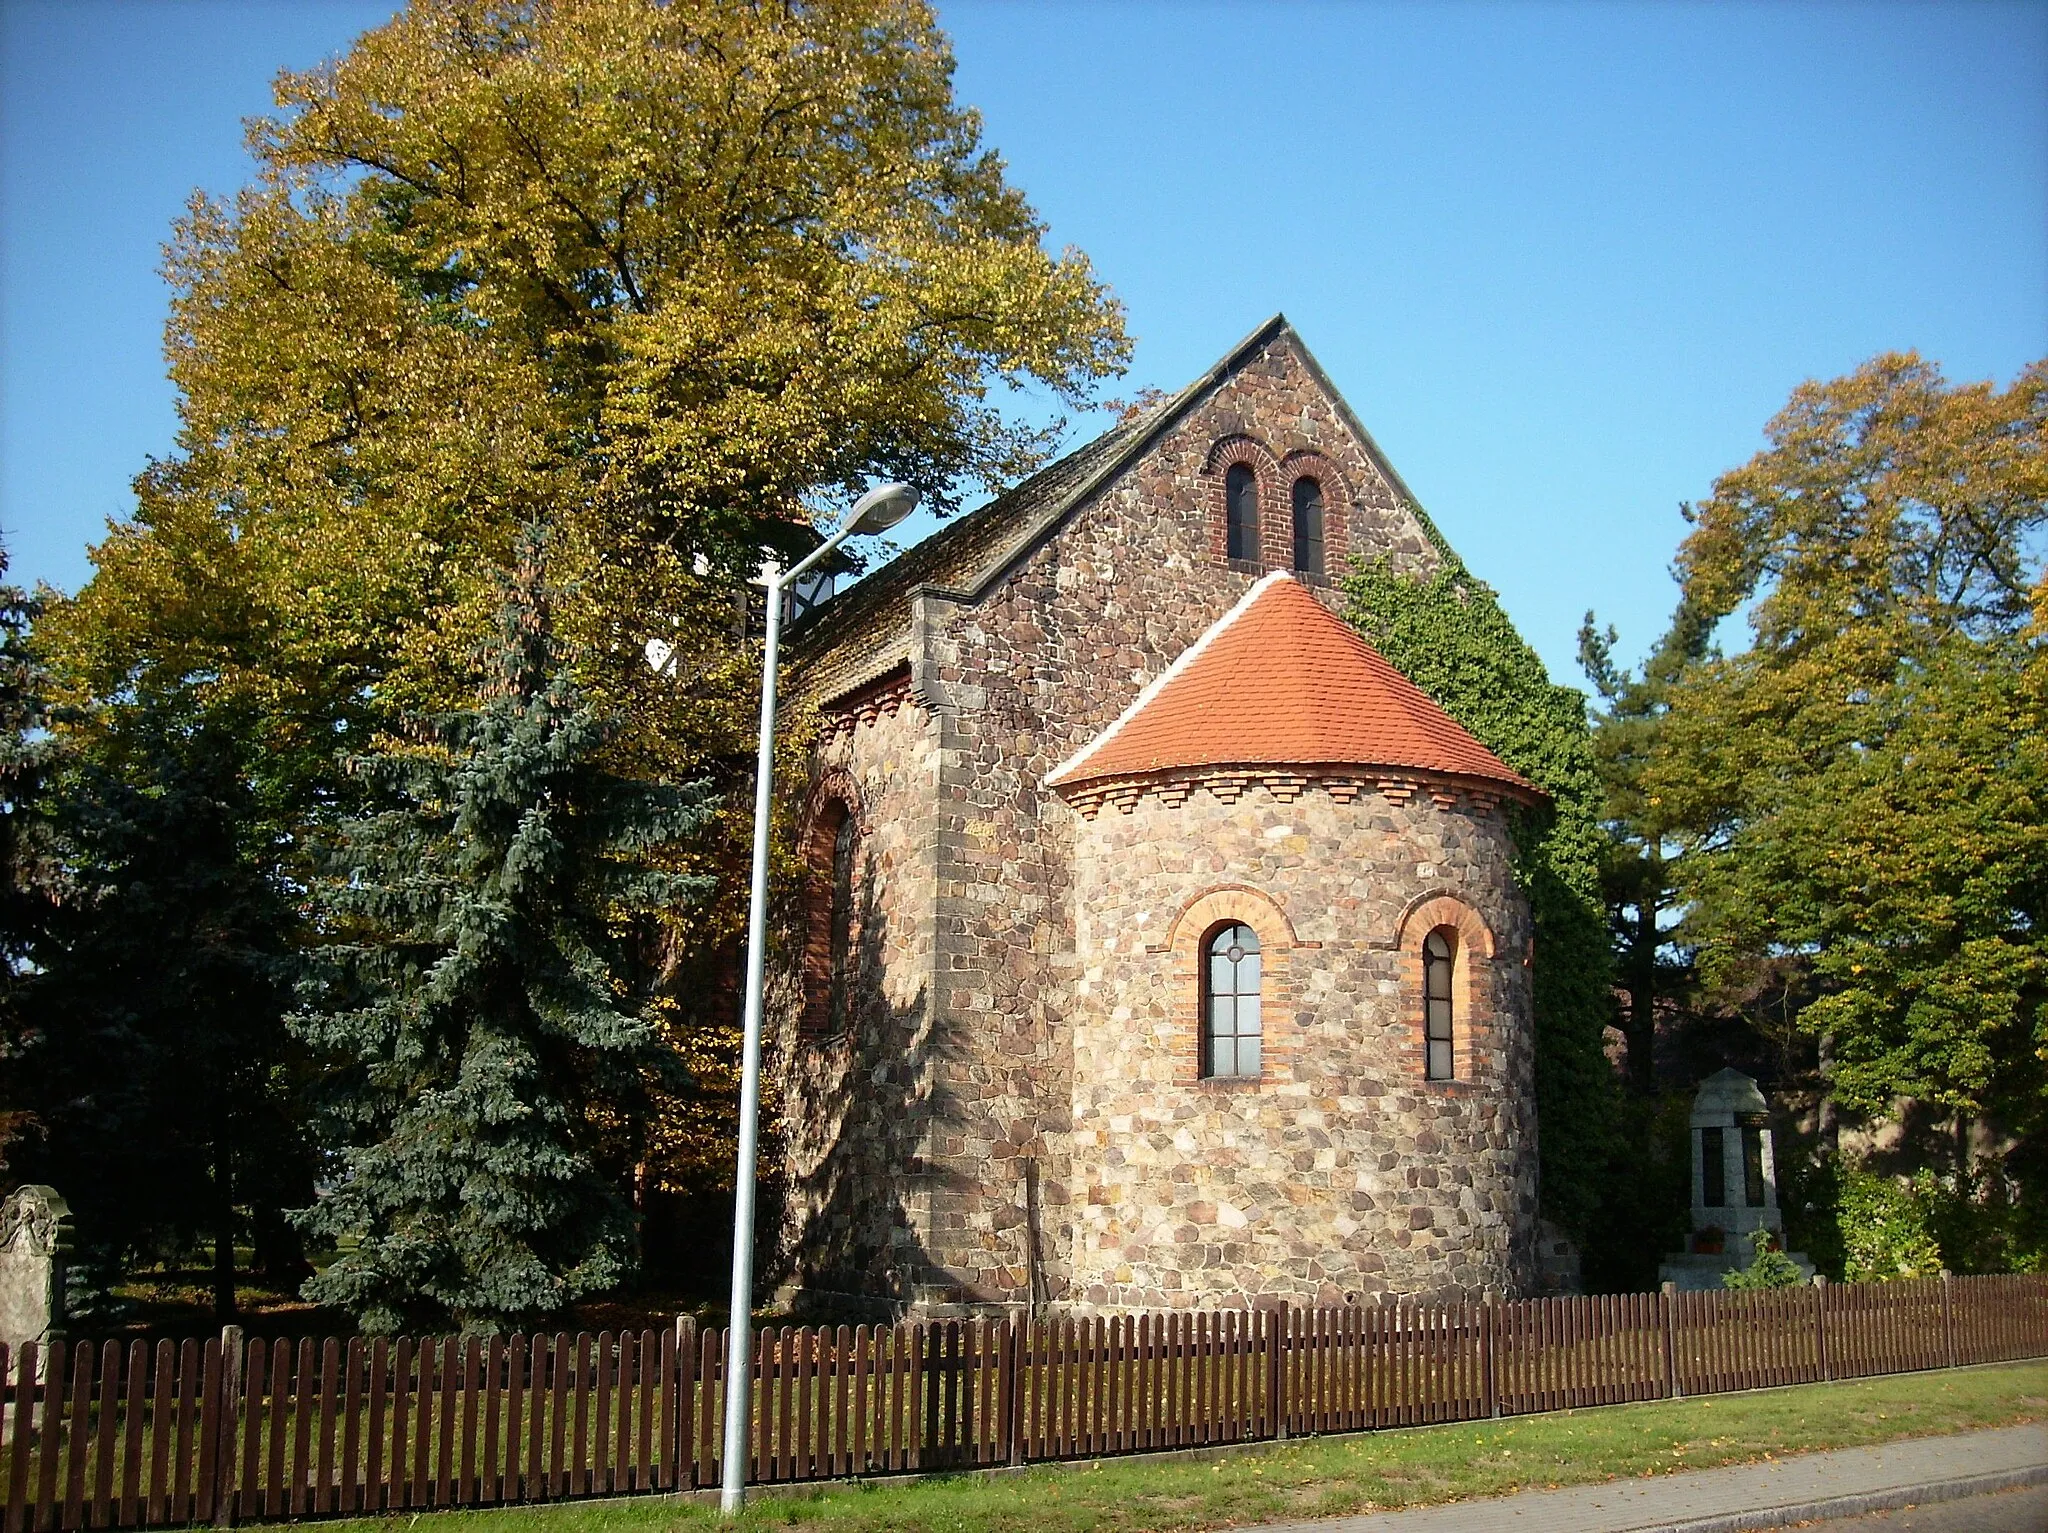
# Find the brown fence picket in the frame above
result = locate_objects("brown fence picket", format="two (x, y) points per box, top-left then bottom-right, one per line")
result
(12, 1276), (2048, 1525)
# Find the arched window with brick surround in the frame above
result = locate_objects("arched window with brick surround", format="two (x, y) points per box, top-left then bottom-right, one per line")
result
(1291, 476), (1325, 576)
(1423, 929), (1455, 1079)
(1395, 892), (1498, 1084)
(1203, 922), (1262, 1078)
(800, 785), (863, 1039)
(1225, 463), (1260, 562)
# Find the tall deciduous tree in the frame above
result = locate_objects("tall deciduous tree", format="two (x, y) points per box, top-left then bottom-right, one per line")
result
(27, 0), (1126, 1298)
(40, 0), (1129, 784)
(1643, 353), (2047, 1259)
(295, 534), (719, 1331)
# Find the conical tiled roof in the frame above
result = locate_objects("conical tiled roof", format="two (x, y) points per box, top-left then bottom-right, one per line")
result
(1046, 572), (1543, 800)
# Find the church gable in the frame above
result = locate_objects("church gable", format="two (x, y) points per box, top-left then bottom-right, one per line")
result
(793, 315), (1450, 713)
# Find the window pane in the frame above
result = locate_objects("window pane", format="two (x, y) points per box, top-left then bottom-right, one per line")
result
(1236, 991), (1260, 1034)
(1210, 1036), (1235, 1078)
(1238, 947), (1260, 991)
(1237, 1036), (1261, 1077)
(1210, 948), (1234, 995)
(1427, 1039), (1452, 1080)
(1226, 464), (1258, 561)
(1292, 478), (1325, 576)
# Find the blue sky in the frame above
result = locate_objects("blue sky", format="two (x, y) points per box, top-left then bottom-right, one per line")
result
(3, 0), (2043, 682)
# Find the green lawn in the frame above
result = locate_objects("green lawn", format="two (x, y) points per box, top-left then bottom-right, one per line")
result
(242, 1359), (2048, 1533)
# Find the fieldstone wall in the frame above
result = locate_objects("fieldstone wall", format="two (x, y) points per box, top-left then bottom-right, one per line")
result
(1065, 776), (1539, 1309)
(776, 327), (1538, 1312)
(771, 680), (944, 1308)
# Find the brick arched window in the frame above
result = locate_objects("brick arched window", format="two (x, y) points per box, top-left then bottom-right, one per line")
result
(1423, 928), (1455, 1079)
(1291, 476), (1325, 576)
(1225, 463), (1260, 562)
(800, 784), (864, 1038)
(1202, 921), (1262, 1079)
(1394, 892), (1498, 1084)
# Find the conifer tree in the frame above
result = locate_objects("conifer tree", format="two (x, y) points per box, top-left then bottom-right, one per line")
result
(0, 547), (50, 1175)
(296, 532), (717, 1331)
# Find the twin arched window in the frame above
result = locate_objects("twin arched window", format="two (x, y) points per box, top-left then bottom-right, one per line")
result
(1222, 463), (1327, 576)
(1201, 922), (1262, 1078)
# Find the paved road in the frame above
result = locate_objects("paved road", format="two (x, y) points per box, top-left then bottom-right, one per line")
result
(1766, 1482), (2048, 1530)
(1246, 1422), (2048, 1533)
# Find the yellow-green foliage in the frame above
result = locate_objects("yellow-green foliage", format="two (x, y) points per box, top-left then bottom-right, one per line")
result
(1838, 1169), (1946, 1282)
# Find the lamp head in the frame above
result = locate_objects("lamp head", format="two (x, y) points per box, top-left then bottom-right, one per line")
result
(845, 481), (919, 536)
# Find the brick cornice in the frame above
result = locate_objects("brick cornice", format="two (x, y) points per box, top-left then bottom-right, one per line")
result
(1057, 764), (1521, 821)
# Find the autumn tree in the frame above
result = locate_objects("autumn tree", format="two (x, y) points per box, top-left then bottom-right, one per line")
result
(1640, 353), (2048, 1267)
(29, 0), (1127, 1291)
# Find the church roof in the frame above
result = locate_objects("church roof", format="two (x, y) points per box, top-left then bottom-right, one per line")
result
(1045, 571), (1544, 800)
(790, 314), (1450, 702)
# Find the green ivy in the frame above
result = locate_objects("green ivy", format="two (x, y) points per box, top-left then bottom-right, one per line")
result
(1340, 556), (1618, 1238)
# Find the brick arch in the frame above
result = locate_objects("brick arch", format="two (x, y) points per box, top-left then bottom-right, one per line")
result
(1201, 436), (1282, 567)
(1162, 885), (1298, 1088)
(1393, 890), (1496, 959)
(1163, 882), (1298, 954)
(1276, 449), (1353, 576)
(1393, 892), (1498, 1086)
(798, 770), (867, 1040)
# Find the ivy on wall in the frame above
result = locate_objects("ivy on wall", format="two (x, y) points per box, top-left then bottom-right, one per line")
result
(1341, 555), (1618, 1238)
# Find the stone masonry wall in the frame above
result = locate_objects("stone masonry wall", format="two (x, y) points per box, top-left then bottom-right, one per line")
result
(904, 331), (1451, 1305)
(1065, 777), (1540, 1310)
(779, 328), (1503, 1310)
(771, 684), (944, 1308)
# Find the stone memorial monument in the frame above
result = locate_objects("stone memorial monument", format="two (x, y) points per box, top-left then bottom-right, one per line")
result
(1659, 1069), (1815, 1291)
(0, 1184), (70, 1351)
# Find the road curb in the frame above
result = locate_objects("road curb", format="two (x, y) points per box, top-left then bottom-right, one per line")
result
(1633, 1463), (2048, 1532)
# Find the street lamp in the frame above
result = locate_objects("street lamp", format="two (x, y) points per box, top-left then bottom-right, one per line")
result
(720, 482), (918, 1517)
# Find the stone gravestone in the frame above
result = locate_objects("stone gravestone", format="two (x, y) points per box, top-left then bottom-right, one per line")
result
(0, 1184), (71, 1351)
(1659, 1069), (1814, 1290)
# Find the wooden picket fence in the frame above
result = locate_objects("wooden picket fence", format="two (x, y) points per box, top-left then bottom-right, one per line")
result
(2, 1273), (2043, 1528)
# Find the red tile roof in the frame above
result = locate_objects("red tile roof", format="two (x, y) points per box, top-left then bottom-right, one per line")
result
(1047, 572), (1543, 799)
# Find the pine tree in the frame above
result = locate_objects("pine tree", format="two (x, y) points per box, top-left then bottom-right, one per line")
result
(296, 533), (717, 1331)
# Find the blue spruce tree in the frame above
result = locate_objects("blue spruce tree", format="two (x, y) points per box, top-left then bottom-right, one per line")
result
(297, 532), (717, 1331)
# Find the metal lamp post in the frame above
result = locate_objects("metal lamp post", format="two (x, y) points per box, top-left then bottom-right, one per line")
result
(719, 482), (919, 1517)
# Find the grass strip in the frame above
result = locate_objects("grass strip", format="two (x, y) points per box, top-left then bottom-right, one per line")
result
(259, 1360), (2048, 1533)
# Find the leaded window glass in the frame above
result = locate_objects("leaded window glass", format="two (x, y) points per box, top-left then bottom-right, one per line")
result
(1225, 463), (1259, 562)
(1424, 929), (1454, 1080)
(1292, 477), (1325, 576)
(1203, 922), (1261, 1079)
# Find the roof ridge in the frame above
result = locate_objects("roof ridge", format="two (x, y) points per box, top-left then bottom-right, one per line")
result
(1046, 569), (1296, 787)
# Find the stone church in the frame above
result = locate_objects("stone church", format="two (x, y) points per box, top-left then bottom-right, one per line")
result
(772, 316), (1544, 1316)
